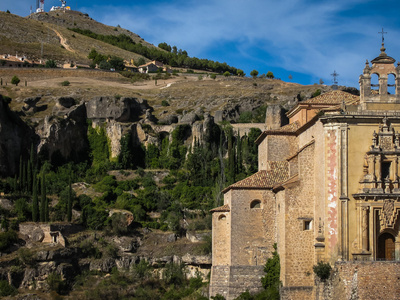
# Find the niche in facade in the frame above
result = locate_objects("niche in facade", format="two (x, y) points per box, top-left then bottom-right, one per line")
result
(250, 200), (261, 209)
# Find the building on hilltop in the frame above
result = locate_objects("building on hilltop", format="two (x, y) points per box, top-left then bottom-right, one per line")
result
(210, 41), (400, 300)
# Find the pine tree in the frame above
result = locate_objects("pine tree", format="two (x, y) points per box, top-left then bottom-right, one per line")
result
(32, 173), (38, 222)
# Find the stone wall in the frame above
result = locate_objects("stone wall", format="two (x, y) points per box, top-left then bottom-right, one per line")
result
(230, 189), (275, 266)
(280, 142), (315, 291)
(210, 266), (264, 300)
(329, 261), (400, 300)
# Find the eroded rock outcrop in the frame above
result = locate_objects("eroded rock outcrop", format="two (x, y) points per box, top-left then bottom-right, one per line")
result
(0, 95), (35, 176)
(37, 103), (89, 163)
(86, 96), (149, 122)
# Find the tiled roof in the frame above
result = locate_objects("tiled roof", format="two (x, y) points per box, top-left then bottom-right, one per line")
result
(267, 121), (301, 133)
(224, 161), (289, 192)
(210, 204), (230, 212)
(302, 90), (359, 105)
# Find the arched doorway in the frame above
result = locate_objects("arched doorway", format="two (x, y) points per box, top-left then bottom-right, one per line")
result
(377, 232), (395, 260)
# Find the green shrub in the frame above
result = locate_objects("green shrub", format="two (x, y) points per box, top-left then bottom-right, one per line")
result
(211, 294), (226, 300)
(238, 111), (253, 123)
(0, 280), (16, 297)
(45, 59), (57, 68)
(61, 80), (70, 86)
(261, 243), (280, 300)
(11, 75), (20, 86)
(163, 263), (185, 285)
(18, 248), (36, 266)
(0, 230), (18, 251)
(161, 100), (170, 107)
(313, 261), (332, 282)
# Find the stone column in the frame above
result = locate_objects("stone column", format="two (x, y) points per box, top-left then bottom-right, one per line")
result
(362, 207), (369, 252)
(379, 76), (388, 95)
(395, 240), (400, 261)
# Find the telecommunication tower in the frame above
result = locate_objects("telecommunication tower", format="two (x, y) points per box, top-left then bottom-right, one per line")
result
(36, 0), (44, 13)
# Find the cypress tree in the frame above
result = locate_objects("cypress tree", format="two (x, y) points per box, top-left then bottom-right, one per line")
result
(67, 175), (72, 222)
(237, 131), (243, 174)
(18, 156), (23, 191)
(27, 160), (32, 194)
(40, 171), (46, 222)
(32, 173), (38, 222)
(22, 161), (27, 193)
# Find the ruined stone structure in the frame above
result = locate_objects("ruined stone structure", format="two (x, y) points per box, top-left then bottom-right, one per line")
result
(210, 42), (400, 299)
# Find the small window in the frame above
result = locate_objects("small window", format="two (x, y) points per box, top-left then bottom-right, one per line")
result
(250, 200), (261, 209)
(218, 214), (226, 221)
(303, 220), (311, 231)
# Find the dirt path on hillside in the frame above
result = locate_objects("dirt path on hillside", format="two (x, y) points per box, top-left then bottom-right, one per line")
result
(26, 75), (194, 90)
(50, 27), (75, 53)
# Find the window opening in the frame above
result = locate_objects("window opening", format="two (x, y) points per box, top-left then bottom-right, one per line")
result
(303, 220), (311, 231)
(371, 73), (379, 93)
(250, 200), (261, 209)
(381, 161), (391, 180)
(388, 73), (396, 95)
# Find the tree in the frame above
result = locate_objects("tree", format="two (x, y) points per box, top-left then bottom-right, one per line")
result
(45, 60), (57, 68)
(266, 71), (274, 79)
(237, 69), (245, 77)
(319, 78), (324, 85)
(288, 74), (293, 81)
(250, 70), (259, 79)
(108, 56), (125, 71)
(158, 42), (171, 52)
(67, 176), (72, 222)
(32, 174), (38, 222)
(261, 243), (280, 299)
(11, 75), (20, 86)
(223, 71), (230, 77)
(40, 171), (47, 222)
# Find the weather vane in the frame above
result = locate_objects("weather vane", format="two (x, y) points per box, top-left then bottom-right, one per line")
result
(331, 70), (339, 85)
(378, 27), (387, 44)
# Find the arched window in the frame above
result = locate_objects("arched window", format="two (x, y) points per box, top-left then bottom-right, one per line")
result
(250, 200), (261, 209)
(371, 73), (379, 93)
(388, 73), (396, 95)
(218, 214), (226, 221)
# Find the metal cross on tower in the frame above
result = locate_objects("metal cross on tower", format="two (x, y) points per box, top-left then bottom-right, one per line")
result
(378, 28), (387, 43)
(331, 70), (339, 85)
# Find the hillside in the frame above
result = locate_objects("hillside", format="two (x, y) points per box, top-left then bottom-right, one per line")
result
(0, 10), (155, 64)
(0, 10), (359, 300)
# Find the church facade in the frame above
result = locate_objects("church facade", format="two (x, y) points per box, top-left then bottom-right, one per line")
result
(210, 43), (400, 299)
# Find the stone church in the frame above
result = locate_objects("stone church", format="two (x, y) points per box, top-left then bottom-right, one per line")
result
(210, 42), (400, 299)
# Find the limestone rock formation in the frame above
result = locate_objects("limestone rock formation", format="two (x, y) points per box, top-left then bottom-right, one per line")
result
(86, 96), (149, 122)
(0, 95), (35, 176)
(37, 103), (89, 163)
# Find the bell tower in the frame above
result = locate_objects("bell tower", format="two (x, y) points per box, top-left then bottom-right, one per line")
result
(359, 34), (400, 109)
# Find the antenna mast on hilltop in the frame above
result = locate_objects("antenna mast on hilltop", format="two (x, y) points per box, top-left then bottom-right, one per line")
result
(36, 0), (45, 13)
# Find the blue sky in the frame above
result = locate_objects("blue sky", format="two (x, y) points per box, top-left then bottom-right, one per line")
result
(2, 0), (400, 88)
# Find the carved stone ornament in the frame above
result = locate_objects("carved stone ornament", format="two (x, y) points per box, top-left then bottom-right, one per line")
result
(381, 199), (396, 228)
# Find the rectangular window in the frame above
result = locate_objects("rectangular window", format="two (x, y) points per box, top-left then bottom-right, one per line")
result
(303, 220), (311, 231)
(382, 161), (391, 180)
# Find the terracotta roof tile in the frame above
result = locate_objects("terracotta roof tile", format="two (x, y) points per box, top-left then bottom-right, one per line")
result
(302, 90), (359, 105)
(268, 121), (301, 133)
(224, 161), (289, 192)
(210, 204), (230, 212)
